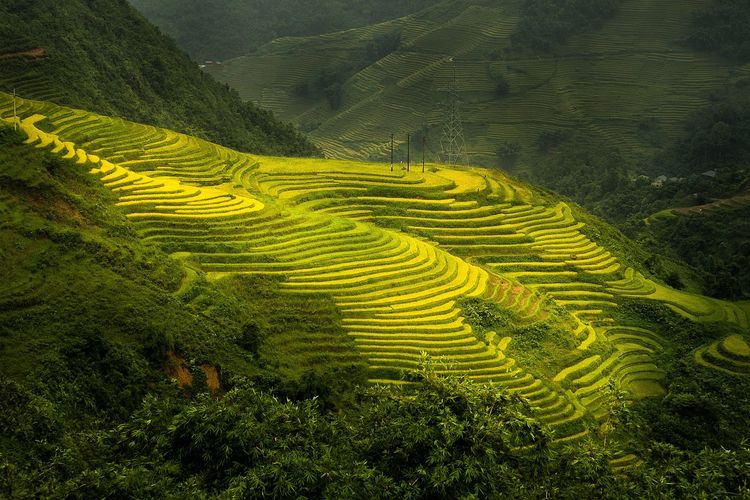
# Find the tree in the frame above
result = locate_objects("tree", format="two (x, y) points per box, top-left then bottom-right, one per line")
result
(366, 29), (401, 61)
(496, 141), (522, 167)
(488, 64), (511, 97)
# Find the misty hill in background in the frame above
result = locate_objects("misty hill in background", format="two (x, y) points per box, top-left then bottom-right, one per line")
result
(0, 0), (320, 157)
(201, 0), (746, 168)
(128, 0), (444, 62)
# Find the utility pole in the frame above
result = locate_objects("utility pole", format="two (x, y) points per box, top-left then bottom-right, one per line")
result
(12, 88), (17, 131)
(422, 136), (426, 173)
(406, 133), (410, 172)
(390, 133), (394, 172)
(440, 58), (468, 165)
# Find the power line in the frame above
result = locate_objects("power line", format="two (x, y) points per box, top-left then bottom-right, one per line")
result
(390, 133), (394, 172)
(407, 133), (410, 172)
(422, 135), (426, 173)
(439, 59), (468, 166)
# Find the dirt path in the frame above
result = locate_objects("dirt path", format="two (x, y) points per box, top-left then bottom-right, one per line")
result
(672, 191), (750, 216)
(645, 190), (750, 224)
(0, 48), (46, 60)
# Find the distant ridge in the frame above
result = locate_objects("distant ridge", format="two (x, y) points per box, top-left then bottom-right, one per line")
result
(205, 0), (749, 166)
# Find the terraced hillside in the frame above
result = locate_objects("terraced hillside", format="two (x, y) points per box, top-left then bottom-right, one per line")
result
(3, 92), (749, 442)
(207, 0), (750, 164)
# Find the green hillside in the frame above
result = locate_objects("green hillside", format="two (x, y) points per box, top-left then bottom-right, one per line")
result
(0, 0), (319, 157)
(2, 93), (750, 496)
(0, 121), (370, 498)
(207, 0), (749, 165)
(4, 0), (750, 495)
(128, 0), (443, 61)
(5, 91), (750, 427)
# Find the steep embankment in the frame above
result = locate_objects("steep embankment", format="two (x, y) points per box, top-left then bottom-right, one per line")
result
(0, 0), (319, 157)
(4, 93), (748, 445)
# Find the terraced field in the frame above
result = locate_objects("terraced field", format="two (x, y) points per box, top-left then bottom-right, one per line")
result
(208, 0), (750, 164)
(644, 190), (750, 225)
(695, 335), (750, 377)
(3, 92), (749, 443)
(0, 38), (66, 105)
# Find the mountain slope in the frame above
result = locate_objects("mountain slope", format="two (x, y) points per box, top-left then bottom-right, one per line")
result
(0, 0), (319, 157)
(128, 0), (444, 61)
(206, 0), (749, 165)
(201, 0), (750, 300)
(5, 93), (749, 445)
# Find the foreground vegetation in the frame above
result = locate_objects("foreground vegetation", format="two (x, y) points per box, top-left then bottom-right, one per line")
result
(5, 363), (750, 498)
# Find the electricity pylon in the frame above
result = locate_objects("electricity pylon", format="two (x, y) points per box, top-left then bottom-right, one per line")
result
(440, 59), (468, 165)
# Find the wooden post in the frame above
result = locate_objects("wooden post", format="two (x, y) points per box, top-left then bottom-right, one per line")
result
(12, 88), (17, 131)
(422, 136), (426, 173)
(390, 133), (394, 172)
(407, 133), (410, 172)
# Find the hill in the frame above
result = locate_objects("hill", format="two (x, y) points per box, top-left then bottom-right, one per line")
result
(128, 0), (444, 62)
(2, 93), (750, 496)
(205, 0), (747, 164)
(5, 91), (750, 426)
(198, 0), (750, 298)
(0, 0), (319, 157)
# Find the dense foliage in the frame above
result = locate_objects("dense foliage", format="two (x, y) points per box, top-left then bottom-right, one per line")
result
(666, 85), (750, 175)
(0, 0), (320, 157)
(128, 0), (441, 61)
(4, 353), (750, 498)
(688, 0), (750, 62)
(511, 0), (622, 51)
(645, 206), (750, 300)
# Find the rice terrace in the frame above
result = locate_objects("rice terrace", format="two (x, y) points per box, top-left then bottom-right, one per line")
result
(5, 92), (749, 441)
(2, 0), (750, 497)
